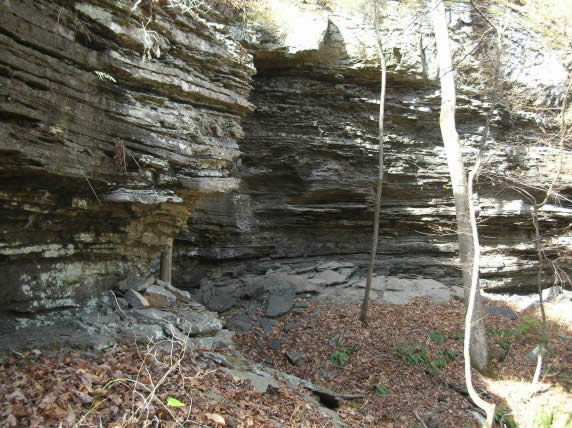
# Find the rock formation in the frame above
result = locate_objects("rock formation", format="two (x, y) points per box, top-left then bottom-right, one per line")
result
(178, 0), (571, 293)
(1, 0), (570, 314)
(1, 0), (253, 311)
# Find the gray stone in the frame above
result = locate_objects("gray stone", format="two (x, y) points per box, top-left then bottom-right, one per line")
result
(319, 368), (339, 380)
(0, 324), (115, 354)
(255, 273), (299, 300)
(125, 290), (150, 309)
(118, 276), (155, 292)
(175, 309), (223, 337)
(269, 339), (281, 351)
(130, 307), (223, 337)
(310, 270), (349, 286)
(160, 281), (192, 303)
(131, 307), (173, 324)
(354, 276), (452, 305)
(485, 305), (518, 320)
(355, 276), (386, 291)
(259, 317), (277, 334)
(121, 324), (165, 342)
(226, 314), (253, 332)
(80, 313), (121, 325)
(317, 261), (355, 271)
(285, 351), (305, 365)
(295, 282), (321, 295)
(265, 294), (294, 317)
(243, 284), (266, 300)
(144, 285), (177, 308)
(525, 345), (547, 363)
(283, 322), (297, 331)
(193, 329), (235, 351)
(222, 368), (279, 394)
(205, 294), (237, 312)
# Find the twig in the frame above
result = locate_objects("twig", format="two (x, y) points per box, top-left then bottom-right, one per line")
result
(82, 171), (102, 205)
(413, 410), (429, 428)
(109, 290), (126, 317)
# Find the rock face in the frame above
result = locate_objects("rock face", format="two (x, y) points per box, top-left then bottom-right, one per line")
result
(0, 0), (570, 314)
(0, 0), (254, 311)
(178, 0), (571, 293)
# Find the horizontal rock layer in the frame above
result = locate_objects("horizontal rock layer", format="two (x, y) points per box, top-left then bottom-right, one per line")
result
(177, 1), (571, 292)
(0, 0), (254, 311)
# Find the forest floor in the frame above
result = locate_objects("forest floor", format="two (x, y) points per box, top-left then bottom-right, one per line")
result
(0, 296), (570, 427)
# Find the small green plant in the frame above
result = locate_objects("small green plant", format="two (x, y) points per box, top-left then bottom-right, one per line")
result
(495, 405), (517, 428)
(425, 359), (445, 376)
(517, 315), (542, 336)
(488, 328), (517, 338)
(370, 383), (388, 396)
(440, 349), (459, 362)
(498, 339), (511, 351)
(344, 345), (359, 355)
(454, 329), (464, 341)
(329, 351), (349, 367)
(391, 345), (427, 366)
(536, 408), (554, 428)
(428, 330), (445, 344)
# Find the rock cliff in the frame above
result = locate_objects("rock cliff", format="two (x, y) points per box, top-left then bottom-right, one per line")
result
(0, 0), (570, 313)
(0, 0), (254, 311)
(178, 0), (571, 292)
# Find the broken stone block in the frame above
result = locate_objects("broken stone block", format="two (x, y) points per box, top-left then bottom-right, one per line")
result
(144, 284), (177, 308)
(192, 329), (235, 351)
(157, 280), (191, 302)
(485, 305), (517, 320)
(205, 294), (237, 312)
(226, 314), (253, 332)
(121, 324), (165, 342)
(317, 261), (355, 271)
(118, 275), (155, 292)
(285, 351), (305, 365)
(310, 269), (348, 286)
(221, 368), (279, 394)
(80, 313), (121, 326)
(125, 289), (150, 309)
(265, 295), (294, 317)
(259, 317), (277, 334)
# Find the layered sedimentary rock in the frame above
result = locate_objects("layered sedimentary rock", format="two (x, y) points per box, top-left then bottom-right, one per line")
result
(1, 0), (570, 315)
(0, 0), (254, 311)
(179, 1), (571, 292)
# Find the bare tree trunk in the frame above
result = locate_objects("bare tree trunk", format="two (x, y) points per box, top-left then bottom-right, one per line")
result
(467, 158), (496, 427)
(361, 0), (387, 326)
(430, 0), (488, 370)
(160, 238), (173, 284)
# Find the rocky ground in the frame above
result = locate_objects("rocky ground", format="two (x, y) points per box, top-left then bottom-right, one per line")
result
(0, 262), (570, 427)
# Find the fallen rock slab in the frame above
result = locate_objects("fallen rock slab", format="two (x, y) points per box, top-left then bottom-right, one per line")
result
(205, 294), (237, 312)
(144, 285), (177, 308)
(317, 261), (356, 271)
(266, 294), (294, 317)
(159, 280), (192, 303)
(310, 269), (349, 286)
(118, 275), (154, 292)
(485, 305), (518, 320)
(125, 289), (150, 309)
(120, 324), (165, 342)
(222, 367), (279, 394)
(131, 307), (222, 337)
